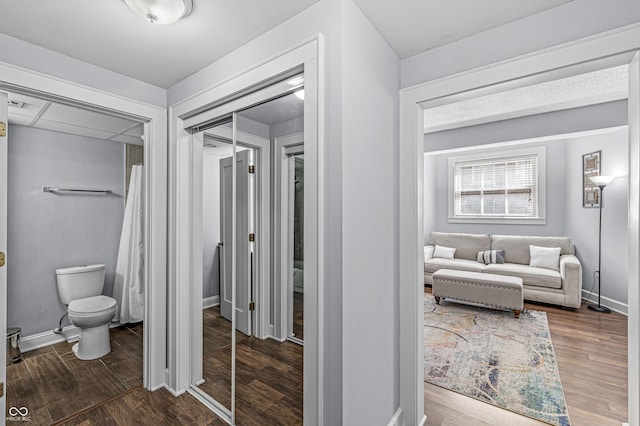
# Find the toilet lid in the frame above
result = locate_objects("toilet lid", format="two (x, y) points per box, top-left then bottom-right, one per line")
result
(68, 295), (117, 315)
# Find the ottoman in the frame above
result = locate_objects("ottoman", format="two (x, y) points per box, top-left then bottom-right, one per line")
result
(432, 269), (524, 318)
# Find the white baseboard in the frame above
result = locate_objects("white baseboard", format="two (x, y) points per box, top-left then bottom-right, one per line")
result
(419, 414), (428, 426)
(21, 322), (124, 353)
(164, 384), (185, 397)
(203, 295), (220, 309)
(20, 325), (79, 353)
(582, 290), (628, 315)
(387, 408), (403, 426)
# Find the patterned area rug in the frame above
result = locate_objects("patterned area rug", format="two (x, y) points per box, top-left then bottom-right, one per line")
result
(424, 295), (571, 426)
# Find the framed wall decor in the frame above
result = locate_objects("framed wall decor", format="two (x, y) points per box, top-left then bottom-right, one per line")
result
(583, 150), (601, 207)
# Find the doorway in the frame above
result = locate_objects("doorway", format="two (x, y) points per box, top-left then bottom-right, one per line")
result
(169, 37), (323, 424)
(0, 63), (167, 419)
(398, 26), (640, 426)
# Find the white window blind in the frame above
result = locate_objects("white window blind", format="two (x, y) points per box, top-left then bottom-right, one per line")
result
(453, 153), (539, 219)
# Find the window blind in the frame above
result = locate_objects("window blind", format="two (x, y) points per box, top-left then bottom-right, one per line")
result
(453, 153), (538, 218)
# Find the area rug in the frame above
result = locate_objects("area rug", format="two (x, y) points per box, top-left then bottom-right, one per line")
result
(424, 295), (570, 426)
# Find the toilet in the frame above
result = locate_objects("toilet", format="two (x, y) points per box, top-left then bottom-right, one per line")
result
(55, 264), (117, 360)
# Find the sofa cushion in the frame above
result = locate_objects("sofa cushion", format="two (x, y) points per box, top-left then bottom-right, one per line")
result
(429, 232), (491, 261)
(484, 263), (562, 289)
(425, 258), (487, 274)
(433, 245), (456, 259)
(490, 235), (572, 265)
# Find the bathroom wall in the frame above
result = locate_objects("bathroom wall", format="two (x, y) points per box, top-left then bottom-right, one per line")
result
(7, 124), (125, 336)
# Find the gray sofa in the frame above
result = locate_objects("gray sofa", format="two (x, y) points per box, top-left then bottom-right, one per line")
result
(424, 232), (582, 309)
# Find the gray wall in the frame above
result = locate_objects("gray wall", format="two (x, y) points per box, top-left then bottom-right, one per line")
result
(8, 125), (125, 336)
(0, 33), (165, 107)
(564, 128), (629, 304)
(425, 140), (567, 239)
(424, 101), (628, 152)
(202, 152), (222, 300)
(341, 0), (401, 420)
(424, 129), (630, 306)
(401, 0), (640, 88)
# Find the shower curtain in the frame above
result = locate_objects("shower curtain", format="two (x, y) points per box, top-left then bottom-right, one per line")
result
(113, 164), (144, 323)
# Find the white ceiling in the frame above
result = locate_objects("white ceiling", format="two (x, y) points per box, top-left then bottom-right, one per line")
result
(353, 0), (572, 58)
(423, 65), (629, 133)
(240, 93), (303, 126)
(7, 93), (144, 144)
(0, 0), (576, 89)
(0, 0), (319, 88)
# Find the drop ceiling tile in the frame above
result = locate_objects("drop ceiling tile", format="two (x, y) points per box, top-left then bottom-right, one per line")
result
(33, 119), (117, 141)
(40, 103), (139, 134)
(110, 134), (144, 145)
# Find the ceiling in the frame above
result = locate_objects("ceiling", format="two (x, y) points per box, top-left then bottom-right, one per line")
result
(0, 0), (574, 89)
(0, 0), (319, 88)
(7, 92), (144, 144)
(353, 0), (572, 58)
(240, 92), (303, 126)
(423, 65), (629, 133)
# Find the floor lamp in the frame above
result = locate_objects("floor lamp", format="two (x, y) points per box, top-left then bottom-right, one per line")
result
(588, 175), (616, 313)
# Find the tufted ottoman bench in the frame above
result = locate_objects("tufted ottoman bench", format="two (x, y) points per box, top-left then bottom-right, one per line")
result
(432, 269), (524, 318)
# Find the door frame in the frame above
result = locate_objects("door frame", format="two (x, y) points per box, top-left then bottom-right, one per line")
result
(168, 36), (324, 424)
(0, 61), (168, 392)
(274, 132), (304, 340)
(399, 23), (640, 425)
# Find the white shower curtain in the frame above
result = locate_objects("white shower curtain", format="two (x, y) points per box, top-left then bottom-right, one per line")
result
(113, 164), (144, 323)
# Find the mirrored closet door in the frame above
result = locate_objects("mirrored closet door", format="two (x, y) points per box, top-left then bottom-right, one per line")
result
(187, 77), (305, 425)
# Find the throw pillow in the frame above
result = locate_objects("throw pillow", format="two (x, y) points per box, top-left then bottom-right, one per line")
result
(529, 245), (561, 271)
(477, 249), (505, 264)
(433, 245), (456, 260)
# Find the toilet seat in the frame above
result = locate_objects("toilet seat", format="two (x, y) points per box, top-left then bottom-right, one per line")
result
(68, 295), (117, 317)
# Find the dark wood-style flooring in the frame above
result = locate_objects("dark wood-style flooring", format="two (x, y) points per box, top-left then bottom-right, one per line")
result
(7, 310), (302, 425)
(424, 286), (628, 426)
(198, 307), (303, 424)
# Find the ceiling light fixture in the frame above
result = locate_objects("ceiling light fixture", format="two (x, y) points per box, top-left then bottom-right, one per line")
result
(124, 0), (193, 24)
(294, 90), (305, 100)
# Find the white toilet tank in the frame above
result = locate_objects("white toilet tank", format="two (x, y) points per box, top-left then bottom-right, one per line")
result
(56, 264), (106, 305)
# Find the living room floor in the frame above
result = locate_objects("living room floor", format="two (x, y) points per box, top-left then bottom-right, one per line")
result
(423, 286), (628, 426)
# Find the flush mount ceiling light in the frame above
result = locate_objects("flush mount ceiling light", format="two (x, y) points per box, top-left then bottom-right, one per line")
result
(124, 0), (193, 24)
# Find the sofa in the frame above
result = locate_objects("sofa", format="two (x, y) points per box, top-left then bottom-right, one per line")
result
(424, 232), (583, 309)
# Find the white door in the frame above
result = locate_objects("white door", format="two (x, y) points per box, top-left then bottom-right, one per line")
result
(220, 150), (252, 336)
(0, 91), (8, 416)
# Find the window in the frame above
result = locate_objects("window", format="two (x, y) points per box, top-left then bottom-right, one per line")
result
(448, 146), (546, 224)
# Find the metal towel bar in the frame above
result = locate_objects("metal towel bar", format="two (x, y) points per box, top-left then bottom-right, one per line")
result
(42, 187), (112, 195)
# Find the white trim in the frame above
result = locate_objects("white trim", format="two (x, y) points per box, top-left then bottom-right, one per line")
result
(203, 295), (220, 309)
(274, 132), (304, 340)
(168, 36), (324, 424)
(0, 60), (167, 392)
(581, 292), (628, 316)
(387, 408), (403, 426)
(400, 23), (640, 426)
(19, 322), (122, 353)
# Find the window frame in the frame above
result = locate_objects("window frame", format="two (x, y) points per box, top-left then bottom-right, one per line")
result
(447, 145), (546, 224)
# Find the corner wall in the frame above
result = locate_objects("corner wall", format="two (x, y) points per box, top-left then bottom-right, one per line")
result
(341, 0), (401, 422)
(564, 128), (629, 306)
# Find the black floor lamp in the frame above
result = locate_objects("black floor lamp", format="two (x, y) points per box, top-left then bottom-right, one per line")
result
(588, 175), (616, 313)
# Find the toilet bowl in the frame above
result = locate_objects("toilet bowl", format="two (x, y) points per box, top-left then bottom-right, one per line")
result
(56, 264), (118, 361)
(68, 295), (117, 360)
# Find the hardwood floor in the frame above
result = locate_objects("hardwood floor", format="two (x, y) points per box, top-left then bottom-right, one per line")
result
(6, 323), (143, 424)
(198, 307), (303, 425)
(423, 287), (628, 426)
(7, 310), (302, 425)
